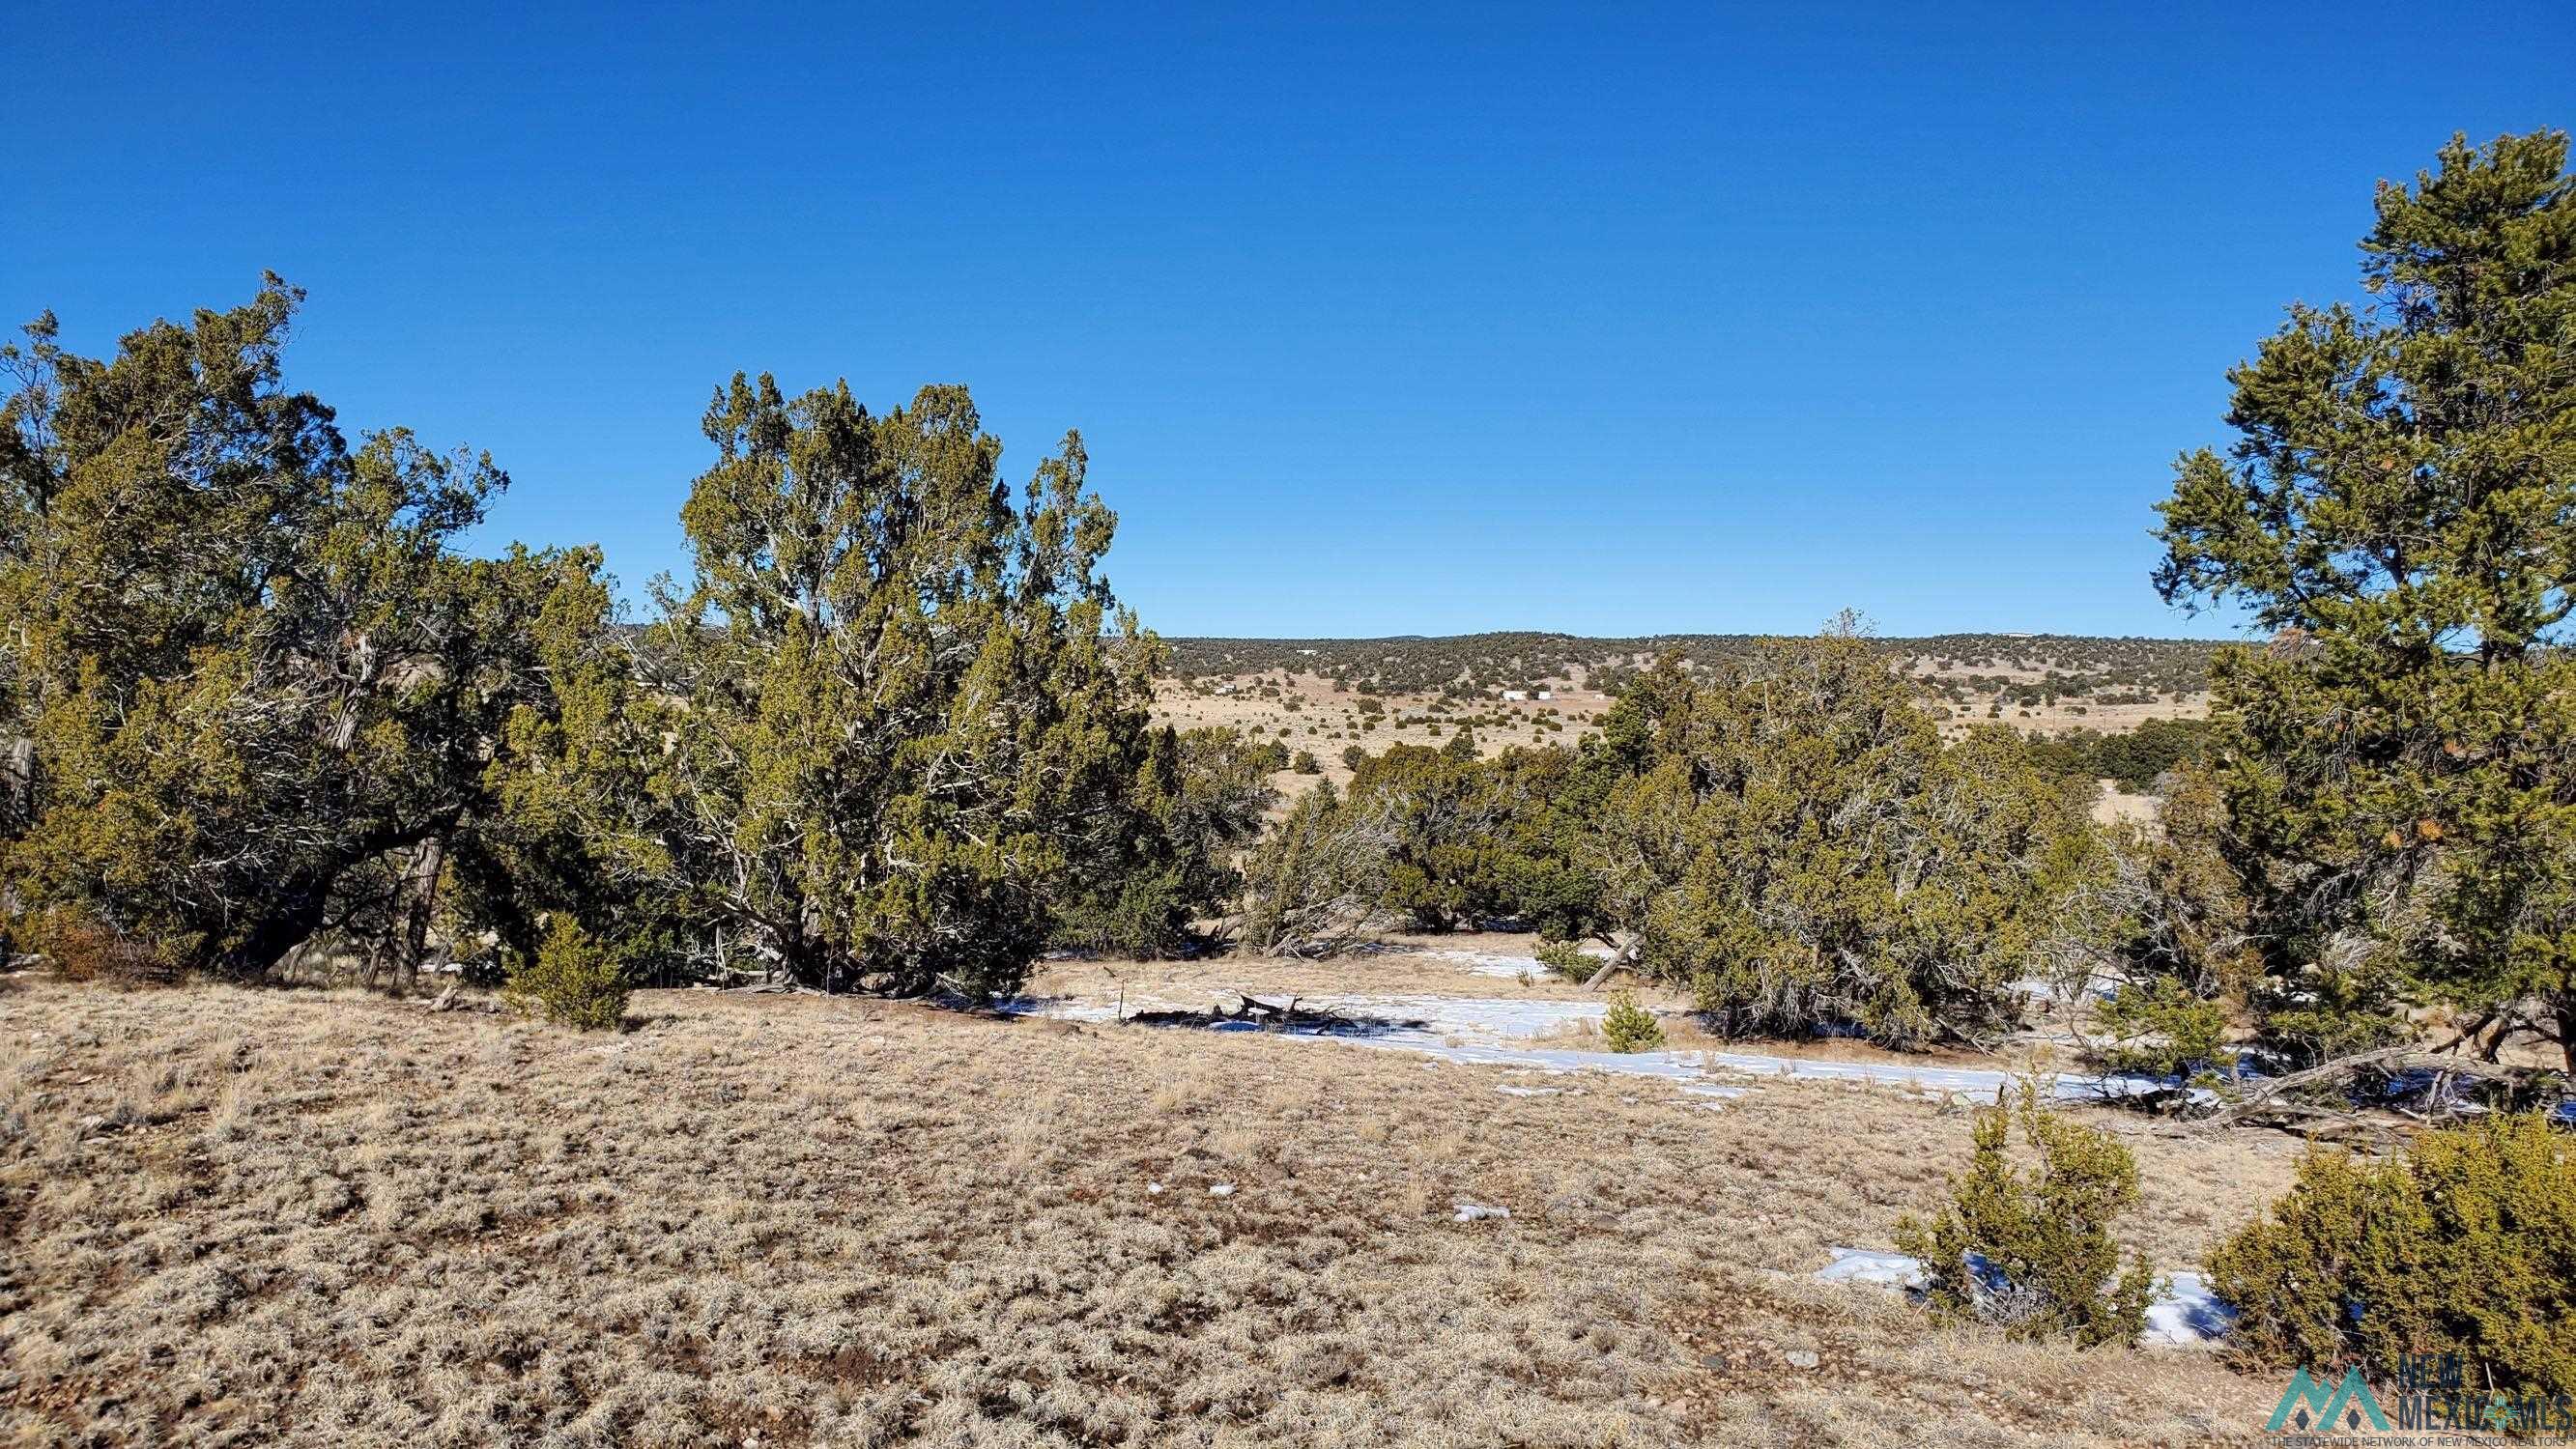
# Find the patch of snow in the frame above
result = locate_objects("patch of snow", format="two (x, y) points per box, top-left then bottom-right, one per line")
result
(1207, 1183), (1235, 1198)
(2145, 1272), (2237, 1348)
(1423, 946), (1610, 980)
(1495, 1085), (1561, 1096)
(1818, 1249), (2236, 1348)
(1009, 991), (2208, 1108)
(1146, 1181), (1164, 1195)
(1452, 1202), (1511, 1222)
(1817, 1248), (1925, 1288)
(1679, 1083), (1748, 1099)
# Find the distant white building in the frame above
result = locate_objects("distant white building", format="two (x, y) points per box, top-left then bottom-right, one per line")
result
(1502, 690), (1528, 701)
(1534, 690), (1554, 700)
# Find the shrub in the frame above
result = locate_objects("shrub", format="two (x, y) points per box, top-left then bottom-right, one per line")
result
(503, 917), (629, 1031)
(2090, 977), (2234, 1080)
(1533, 938), (1594, 978)
(1291, 750), (1322, 775)
(1238, 782), (1389, 957)
(1593, 634), (2090, 1049)
(1894, 1082), (2156, 1347)
(1600, 991), (1664, 1053)
(2206, 1114), (2575, 1397)
(20, 906), (181, 987)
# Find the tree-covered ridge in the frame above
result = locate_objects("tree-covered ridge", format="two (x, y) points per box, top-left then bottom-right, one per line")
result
(1161, 631), (2219, 706)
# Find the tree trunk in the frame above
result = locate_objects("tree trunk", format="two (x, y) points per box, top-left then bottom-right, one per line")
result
(225, 881), (337, 980)
(387, 832), (448, 995)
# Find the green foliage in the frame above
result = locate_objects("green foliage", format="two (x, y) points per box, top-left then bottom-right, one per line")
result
(1238, 781), (1389, 956)
(1894, 1082), (2156, 1348)
(2020, 718), (2218, 793)
(1291, 749), (1321, 775)
(1599, 990), (1664, 1053)
(556, 376), (1161, 1000)
(2207, 1114), (2576, 1396)
(2091, 977), (2233, 1079)
(1048, 725), (1276, 957)
(0, 279), (614, 988)
(502, 916), (629, 1031)
(2153, 130), (2576, 1070)
(1328, 740), (1611, 940)
(1589, 627), (2093, 1048)
(1532, 938), (1594, 977)
(1345, 742), (1498, 931)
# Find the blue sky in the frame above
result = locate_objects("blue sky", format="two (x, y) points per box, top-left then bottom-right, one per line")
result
(9, 3), (2570, 638)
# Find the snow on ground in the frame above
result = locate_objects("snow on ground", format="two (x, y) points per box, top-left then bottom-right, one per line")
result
(1816, 1249), (2236, 1348)
(1299, 993), (2190, 1104)
(1013, 988), (2197, 1106)
(1421, 946), (1609, 980)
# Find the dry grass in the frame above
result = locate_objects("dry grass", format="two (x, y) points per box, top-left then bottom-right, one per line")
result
(2, 977), (2300, 1446)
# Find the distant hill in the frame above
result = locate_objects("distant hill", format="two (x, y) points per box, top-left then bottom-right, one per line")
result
(1160, 631), (2220, 711)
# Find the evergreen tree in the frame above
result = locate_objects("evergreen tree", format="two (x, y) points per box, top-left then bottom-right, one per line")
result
(2154, 129), (2576, 1068)
(0, 279), (609, 985)
(611, 374), (1159, 997)
(1589, 628), (2091, 1047)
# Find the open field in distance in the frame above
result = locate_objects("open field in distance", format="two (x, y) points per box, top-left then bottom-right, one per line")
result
(1154, 632), (2219, 792)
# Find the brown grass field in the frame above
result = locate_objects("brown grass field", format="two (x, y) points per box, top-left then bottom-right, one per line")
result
(0, 971), (2319, 1447)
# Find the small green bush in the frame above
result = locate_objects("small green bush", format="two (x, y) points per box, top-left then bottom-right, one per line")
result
(1600, 990), (1665, 1053)
(503, 917), (629, 1031)
(2206, 1113), (2575, 1397)
(1533, 939), (1594, 978)
(2092, 977), (2234, 1080)
(1291, 750), (1322, 775)
(1895, 1082), (2156, 1348)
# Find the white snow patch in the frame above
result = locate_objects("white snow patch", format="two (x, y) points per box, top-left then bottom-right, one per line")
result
(1452, 1202), (1511, 1222)
(2144, 1272), (2237, 1347)
(1207, 1183), (1235, 1198)
(1423, 946), (1610, 980)
(1817, 1248), (1925, 1288)
(1817, 1249), (2236, 1348)
(1009, 991), (2204, 1108)
(1679, 1083), (1748, 1099)
(1495, 1085), (1562, 1097)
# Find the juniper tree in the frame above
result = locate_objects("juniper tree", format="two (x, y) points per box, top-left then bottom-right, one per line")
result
(1589, 627), (2091, 1048)
(1048, 724), (1277, 957)
(616, 374), (1160, 997)
(2154, 129), (2576, 1069)
(0, 279), (611, 984)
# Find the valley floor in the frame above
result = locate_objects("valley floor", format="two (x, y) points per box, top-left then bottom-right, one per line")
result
(2, 965), (2309, 1446)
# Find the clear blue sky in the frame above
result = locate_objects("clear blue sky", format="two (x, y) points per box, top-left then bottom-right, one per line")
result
(10, 3), (2570, 638)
